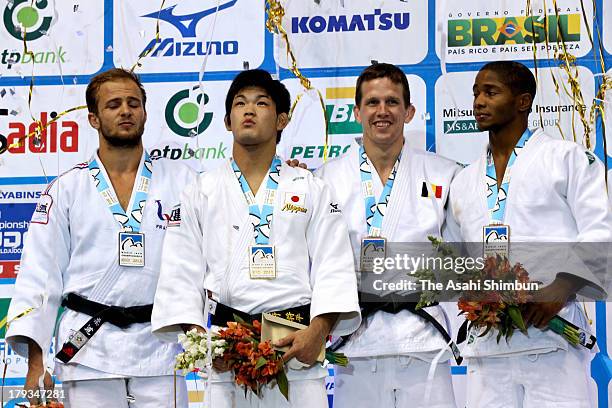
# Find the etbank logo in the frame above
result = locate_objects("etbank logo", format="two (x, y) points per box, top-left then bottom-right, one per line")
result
(142, 0), (237, 38)
(165, 87), (213, 137)
(140, 1), (239, 58)
(3, 0), (52, 41)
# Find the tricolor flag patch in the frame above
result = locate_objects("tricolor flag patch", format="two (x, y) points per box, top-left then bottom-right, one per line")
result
(421, 182), (443, 199)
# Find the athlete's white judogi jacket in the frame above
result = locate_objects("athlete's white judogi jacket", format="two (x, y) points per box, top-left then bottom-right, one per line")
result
(6, 152), (196, 381)
(316, 141), (460, 357)
(447, 129), (611, 357)
(152, 159), (361, 382)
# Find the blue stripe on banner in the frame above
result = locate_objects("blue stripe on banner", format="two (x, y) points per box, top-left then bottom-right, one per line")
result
(0, 377), (62, 386)
(451, 366), (467, 375)
(592, 301), (611, 408)
(0, 279), (16, 284)
(0, 177), (56, 185)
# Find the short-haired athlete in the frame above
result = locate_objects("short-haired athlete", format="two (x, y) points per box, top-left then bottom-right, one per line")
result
(152, 69), (361, 408)
(6, 68), (195, 407)
(447, 61), (611, 407)
(317, 63), (461, 408)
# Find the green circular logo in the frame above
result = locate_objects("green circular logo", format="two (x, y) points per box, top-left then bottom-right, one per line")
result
(165, 88), (213, 137)
(178, 102), (199, 124)
(4, 0), (52, 41)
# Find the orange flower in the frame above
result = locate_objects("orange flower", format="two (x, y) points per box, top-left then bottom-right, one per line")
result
(483, 310), (501, 324)
(458, 299), (482, 313)
(483, 256), (498, 277)
(466, 311), (479, 321)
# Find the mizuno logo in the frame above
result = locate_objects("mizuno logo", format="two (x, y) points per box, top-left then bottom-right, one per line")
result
(142, 0), (238, 38)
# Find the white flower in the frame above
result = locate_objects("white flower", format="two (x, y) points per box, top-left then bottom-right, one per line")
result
(214, 347), (225, 356)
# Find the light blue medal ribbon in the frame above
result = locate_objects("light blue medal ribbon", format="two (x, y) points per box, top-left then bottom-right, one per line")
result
(88, 151), (153, 232)
(485, 129), (532, 223)
(359, 145), (400, 237)
(231, 156), (282, 244)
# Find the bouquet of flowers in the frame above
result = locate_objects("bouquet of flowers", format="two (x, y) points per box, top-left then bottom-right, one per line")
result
(175, 315), (349, 400)
(176, 318), (289, 399)
(457, 254), (531, 343)
(415, 237), (590, 346)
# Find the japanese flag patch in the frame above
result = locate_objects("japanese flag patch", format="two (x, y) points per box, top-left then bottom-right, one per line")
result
(281, 192), (307, 214)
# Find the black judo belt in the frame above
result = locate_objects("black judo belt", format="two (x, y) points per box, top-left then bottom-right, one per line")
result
(208, 299), (311, 327)
(331, 293), (463, 365)
(56, 293), (153, 363)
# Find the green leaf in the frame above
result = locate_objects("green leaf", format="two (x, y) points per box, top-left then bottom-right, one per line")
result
(255, 356), (267, 369)
(277, 369), (289, 400)
(232, 313), (246, 324)
(506, 324), (514, 343)
(496, 328), (503, 343)
(508, 306), (527, 333)
(326, 351), (349, 367)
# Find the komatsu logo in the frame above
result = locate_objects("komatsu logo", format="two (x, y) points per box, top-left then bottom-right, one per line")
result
(292, 9), (410, 34)
(140, 1), (239, 57)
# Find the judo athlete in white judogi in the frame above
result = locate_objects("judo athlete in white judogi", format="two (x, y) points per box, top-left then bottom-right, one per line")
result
(152, 69), (361, 408)
(447, 61), (612, 408)
(6, 69), (193, 407)
(316, 63), (460, 408)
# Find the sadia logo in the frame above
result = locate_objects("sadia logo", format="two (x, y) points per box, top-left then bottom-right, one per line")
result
(140, 1), (239, 58)
(3, 0), (52, 41)
(448, 14), (580, 47)
(325, 87), (362, 135)
(1, 111), (79, 154)
(165, 87), (213, 137)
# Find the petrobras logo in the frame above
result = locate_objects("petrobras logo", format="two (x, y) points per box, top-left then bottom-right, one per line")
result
(139, 1), (239, 58)
(291, 8), (410, 34)
(165, 86), (213, 137)
(0, 111), (79, 155)
(0, 203), (35, 261)
(447, 11), (581, 49)
(3, 0), (52, 41)
(289, 144), (351, 160)
(325, 87), (362, 135)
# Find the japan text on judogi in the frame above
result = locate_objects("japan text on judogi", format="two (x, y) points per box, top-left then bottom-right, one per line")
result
(447, 127), (612, 407)
(6, 153), (195, 404)
(152, 159), (361, 407)
(318, 139), (460, 408)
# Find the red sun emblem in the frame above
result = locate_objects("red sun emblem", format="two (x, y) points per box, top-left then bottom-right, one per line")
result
(291, 195), (300, 202)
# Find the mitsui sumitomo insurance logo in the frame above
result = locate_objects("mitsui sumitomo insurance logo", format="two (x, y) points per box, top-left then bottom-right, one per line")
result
(165, 88), (213, 137)
(4, 0), (52, 41)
